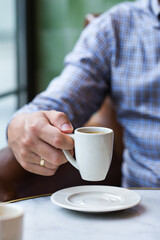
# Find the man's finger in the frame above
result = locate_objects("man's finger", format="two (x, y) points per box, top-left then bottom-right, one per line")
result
(44, 110), (73, 133)
(23, 162), (58, 176)
(39, 122), (74, 150)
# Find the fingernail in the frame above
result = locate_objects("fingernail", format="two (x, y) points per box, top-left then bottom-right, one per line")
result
(61, 123), (73, 131)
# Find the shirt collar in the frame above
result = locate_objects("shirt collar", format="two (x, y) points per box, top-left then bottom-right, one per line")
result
(151, 0), (160, 19)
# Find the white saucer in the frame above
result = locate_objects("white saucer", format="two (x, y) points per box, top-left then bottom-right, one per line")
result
(51, 185), (141, 213)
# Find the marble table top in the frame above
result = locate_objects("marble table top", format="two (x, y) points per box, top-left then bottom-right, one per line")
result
(14, 189), (160, 240)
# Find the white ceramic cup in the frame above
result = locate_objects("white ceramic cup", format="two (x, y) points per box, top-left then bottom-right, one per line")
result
(63, 127), (114, 181)
(0, 204), (23, 240)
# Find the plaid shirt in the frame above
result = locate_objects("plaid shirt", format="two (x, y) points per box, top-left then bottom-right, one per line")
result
(13, 0), (160, 187)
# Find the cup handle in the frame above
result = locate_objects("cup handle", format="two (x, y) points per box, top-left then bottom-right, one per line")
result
(62, 134), (79, 170)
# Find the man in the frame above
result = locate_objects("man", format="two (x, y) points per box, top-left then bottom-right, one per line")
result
(8, 0), (160, 187)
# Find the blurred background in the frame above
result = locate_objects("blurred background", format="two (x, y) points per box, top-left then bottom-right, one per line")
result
(0, 0), (131, 149)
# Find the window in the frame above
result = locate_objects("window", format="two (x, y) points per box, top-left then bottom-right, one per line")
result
(0, 0), (29, 149)
(0, 0), (17, 149)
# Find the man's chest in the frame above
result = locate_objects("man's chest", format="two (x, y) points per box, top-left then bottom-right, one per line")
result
(111, 26), (160, 112)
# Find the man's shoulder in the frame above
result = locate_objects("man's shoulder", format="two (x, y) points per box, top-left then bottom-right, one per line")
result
(93, 0), (150, 30)
(100, 0), (150, 20)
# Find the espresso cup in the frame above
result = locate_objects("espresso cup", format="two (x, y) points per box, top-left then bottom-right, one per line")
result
(63, 127), (114, 181)
(0, 204), (23, 240)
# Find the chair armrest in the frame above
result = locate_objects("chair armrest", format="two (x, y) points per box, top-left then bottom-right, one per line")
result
(0, 176), (17, 202)
(0, 147), (20, 201)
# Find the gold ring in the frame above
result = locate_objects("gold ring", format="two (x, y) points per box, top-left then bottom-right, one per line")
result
(40, 157), (45, 167)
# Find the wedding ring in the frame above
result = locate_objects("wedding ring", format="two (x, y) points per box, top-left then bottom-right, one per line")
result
(40, 157), (45, 167)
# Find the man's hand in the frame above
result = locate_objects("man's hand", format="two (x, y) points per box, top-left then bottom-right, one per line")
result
(7, 110), (74, 176)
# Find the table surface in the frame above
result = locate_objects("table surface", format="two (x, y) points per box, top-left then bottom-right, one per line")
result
(13, 188), (160, 240)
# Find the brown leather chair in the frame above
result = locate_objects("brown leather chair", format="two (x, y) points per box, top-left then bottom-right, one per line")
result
(0, 14), (124, 202)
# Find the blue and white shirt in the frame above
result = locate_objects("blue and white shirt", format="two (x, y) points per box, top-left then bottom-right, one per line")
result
(12, 0), (160, 187)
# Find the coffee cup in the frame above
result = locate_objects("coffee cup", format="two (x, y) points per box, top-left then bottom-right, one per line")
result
(0, 203), (23, 240)
(63, 127), (114, 181)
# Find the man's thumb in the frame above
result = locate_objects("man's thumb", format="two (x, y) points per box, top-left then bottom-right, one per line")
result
(46, 110), (73, 133)
(61, 122), (73, 132)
